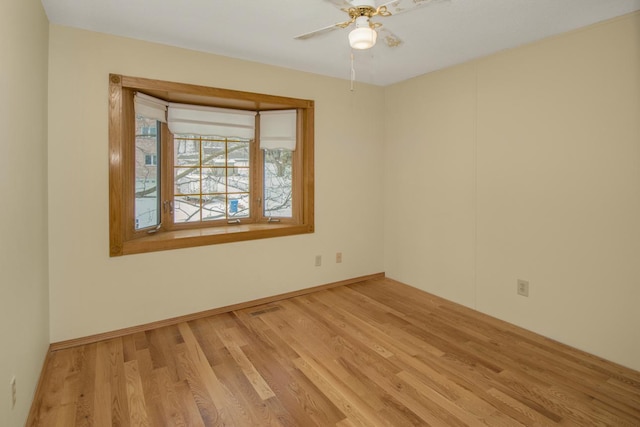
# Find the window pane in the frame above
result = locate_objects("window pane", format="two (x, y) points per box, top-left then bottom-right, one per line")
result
(228, 141), (250, 194)
(202, 195), (226, 221)
(202, 167), (226, 194)
(202, 140), (225, 165)
(174, 136), (251, 224)
(175, 168), (200, 195)
(174, 195), (201, 223)
(228, 141), (249, 163)
(174, 137), (200, 166)
(228, 166), (249, 193)
(264, 149), (292, 218)
(228, 194), (250, 218)
(135, 116), (160, 230)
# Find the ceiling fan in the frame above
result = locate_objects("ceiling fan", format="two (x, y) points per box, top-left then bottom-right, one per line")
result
(294, 0), (447, 50)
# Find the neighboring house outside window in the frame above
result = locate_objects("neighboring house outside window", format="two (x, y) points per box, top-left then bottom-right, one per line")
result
(144, 154), (157, 166)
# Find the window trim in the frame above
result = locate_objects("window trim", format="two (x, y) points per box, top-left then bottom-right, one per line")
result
(109, 74), (314, 256)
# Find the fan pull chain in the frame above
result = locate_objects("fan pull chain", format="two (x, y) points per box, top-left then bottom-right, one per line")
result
(350, 52), (356, 91)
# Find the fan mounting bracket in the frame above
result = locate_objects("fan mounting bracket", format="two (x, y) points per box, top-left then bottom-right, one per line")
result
(345, 6), (377, 19)
(344, 4), (391, 25)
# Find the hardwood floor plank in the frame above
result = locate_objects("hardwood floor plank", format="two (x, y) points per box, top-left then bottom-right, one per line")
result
(292, 356), (386, 427)
(216, 327), (276, 400)
(174, 343), (220, 425)
(73, 344), (97, 427)
(176, 322), (237, 424)
(29, 351), (72, 425)
(53, 373), (80, 427)
(154, 325), (183, 383)
(287, 296), (466, 426)
(205, 321), (277, 426)
(318, 288), (446, 358)
(179, 321), (265, 426)
(338, 346), (468, 427)
(485, 387), (557, 426)
(93, 342), (113, 427)
(132, 332), (148, 352)
(107, 338), (131, 427)
(135, 348), (166, 427)
(391, 350), (498, 420)
(299, 295), (395, 359)
(233, 314), (346, 426)
(174, 379), (208, 427)
(50, 347), (86, 427)
(247, 308), (356, 426)
(291, 295), (440, 425)
(397, 370), (488, 426)
(279, 298), (396, 411)
(28, 277), (640, 426)
(122, 334), (137, 364)
(603, 377), (640, 405)
(152, 366), (191, 426)
(123, 360), (150, 427)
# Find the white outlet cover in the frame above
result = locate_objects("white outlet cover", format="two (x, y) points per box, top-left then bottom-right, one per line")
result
(10, 376), (16, 408)
(517, 279), (529, 297)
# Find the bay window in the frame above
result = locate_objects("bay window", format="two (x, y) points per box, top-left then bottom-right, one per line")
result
(109, 74), (314, 256)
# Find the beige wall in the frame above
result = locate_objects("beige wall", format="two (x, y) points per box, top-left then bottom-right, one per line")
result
(0, 0), (50, 425)
(47, 26), (385, 342)
(385, 12), (640, 371)
(1, 6), (635, 422)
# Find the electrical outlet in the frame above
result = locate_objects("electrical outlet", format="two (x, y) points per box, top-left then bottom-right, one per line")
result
(315, 255), (322, 267)
(10, 376), (16, 409)
(517, 279), (529, 297)
(336, 252), (342, 263)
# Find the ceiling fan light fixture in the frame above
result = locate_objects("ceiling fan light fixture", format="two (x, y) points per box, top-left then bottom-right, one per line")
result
(349, 26), (377, 50)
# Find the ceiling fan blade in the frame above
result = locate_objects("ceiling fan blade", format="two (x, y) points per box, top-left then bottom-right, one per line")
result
(294, 19), (352, 40)
(324, 0), (353, 9)
(379, 0), (446, 16)
(378, 27), (403, 47)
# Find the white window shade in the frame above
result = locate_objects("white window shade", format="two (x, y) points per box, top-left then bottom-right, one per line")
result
(260, 110), (297, 150)
(134, 93), (167, 122)
(168, 103), (256, 139)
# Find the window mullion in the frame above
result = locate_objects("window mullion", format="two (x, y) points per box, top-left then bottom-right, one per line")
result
(252, 119), (263, 223)
(162, 125), (173, 231)
(224, 138), (229, 222)
(124, 89), (136, 240)
(199, 136), (204, 223)
(292, 109), (304, 224)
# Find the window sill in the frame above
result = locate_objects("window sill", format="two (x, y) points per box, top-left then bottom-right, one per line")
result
(113, 223), (314, 256)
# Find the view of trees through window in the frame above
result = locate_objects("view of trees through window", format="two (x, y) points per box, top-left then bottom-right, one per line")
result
(134, 115), (294, 230)
(264, 149), (292, 218)
(173, 135), (251, 223)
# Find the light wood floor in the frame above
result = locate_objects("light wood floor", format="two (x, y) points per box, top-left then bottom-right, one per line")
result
(29, 277), (640, 426)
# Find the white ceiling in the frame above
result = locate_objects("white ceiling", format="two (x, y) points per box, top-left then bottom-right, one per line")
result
(41, 0), (640, 86)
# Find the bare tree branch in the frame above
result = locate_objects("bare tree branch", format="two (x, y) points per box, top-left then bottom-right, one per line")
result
(135, 144), (246, 198)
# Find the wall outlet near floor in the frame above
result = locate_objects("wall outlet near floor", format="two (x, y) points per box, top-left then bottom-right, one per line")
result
(517, 279), (529, 297)
(315, 255), (322, 267)
(10, 375), (16, 409)
(336, 252), (342, 263)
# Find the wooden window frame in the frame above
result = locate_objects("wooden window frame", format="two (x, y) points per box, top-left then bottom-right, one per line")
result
(109, 74), (314, 256)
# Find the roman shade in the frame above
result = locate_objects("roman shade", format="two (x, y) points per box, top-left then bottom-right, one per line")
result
(259, 110), (297, 151)
(134, 92), (167, 122)
(168, 104), (256, 139)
